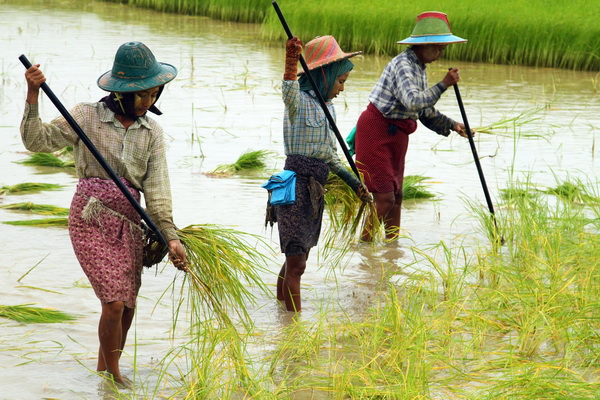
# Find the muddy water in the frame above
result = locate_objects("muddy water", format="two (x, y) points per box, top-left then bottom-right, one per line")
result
(0, 1), (598, 398)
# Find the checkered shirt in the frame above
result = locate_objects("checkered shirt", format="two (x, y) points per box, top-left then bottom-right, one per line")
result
(282, 80), (359, 189)
(368, 47), (457, 136)
(20, 102), (178, 241)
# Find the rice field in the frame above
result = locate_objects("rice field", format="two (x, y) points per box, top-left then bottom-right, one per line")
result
(2, 1), (599, 398)
(64, 175), (600, 398)
(100, 0), (600, 71)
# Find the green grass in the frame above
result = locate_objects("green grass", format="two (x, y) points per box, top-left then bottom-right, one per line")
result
(0, 304), (77, 323)
(100, 0), (600, 71)
(262, 0), (600, 71)
(0, 182), (63, 195)
(3, 217), (68, 226)
(101, 0), (266, 22)
(16, 152), (75, 168)
(207, 149), (274, 176)
(0, 202), (70, 216)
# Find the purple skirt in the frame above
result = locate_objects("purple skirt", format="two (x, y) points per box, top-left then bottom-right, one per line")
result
(68, 177), (143, 309)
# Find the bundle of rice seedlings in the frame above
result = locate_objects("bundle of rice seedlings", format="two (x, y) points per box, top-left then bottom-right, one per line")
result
(0, 304), (77, 323)
(176, 224), (272, 329)
(402, 175), (435, 200)
(0, 202), (69, 216)
(545, 181), (600, 204)
(16, 152), (75, 168)
(323, 172), (433, 246)
(0, 182), (63, 195)
(207, 149), (274, 176)
(3, 217), (68, 227)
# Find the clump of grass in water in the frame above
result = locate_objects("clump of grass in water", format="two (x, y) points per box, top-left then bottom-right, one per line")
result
(0, 304), (77, 323)
(3, 217), (68, 227)
(16, 152), (75, 168)
(402, 175), (435, 200)
(545, 179), (600, 204)
(207, 149), (274, 176)
(0, 202), (69, 216)
(0, 182), (63, 195)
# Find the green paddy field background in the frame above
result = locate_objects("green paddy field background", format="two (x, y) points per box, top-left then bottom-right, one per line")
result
(103, 0), (600, 71)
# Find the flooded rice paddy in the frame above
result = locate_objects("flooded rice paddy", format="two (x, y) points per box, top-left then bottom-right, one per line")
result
(0, 0), (599, 398)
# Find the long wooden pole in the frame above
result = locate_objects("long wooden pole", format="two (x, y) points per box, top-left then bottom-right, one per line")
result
(272, 1), (362, 181)
(19, 54), (177, 258)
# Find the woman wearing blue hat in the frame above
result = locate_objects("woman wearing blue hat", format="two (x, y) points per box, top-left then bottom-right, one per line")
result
(354, 12), (471, 242)
(21, 42), (186, 387)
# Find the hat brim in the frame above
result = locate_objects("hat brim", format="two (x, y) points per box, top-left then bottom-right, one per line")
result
(298, 51), (361, 75)
(97, 62), (178, 92)
(397, 34), (467, 45)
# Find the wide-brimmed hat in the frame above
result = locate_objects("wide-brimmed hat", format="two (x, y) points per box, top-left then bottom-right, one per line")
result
(298, 35), (361, 75)
(97, 41), (177, 92)
(397, 11), (467, 45)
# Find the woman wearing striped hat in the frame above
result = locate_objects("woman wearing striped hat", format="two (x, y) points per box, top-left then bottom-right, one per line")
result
(275, 35), (370, 312)
(354, 12), (471, 242)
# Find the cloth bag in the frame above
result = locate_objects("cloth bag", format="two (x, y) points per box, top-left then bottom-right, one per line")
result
(261, 170), (297, 205)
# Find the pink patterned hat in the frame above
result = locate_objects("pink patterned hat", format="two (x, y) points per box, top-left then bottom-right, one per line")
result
(299, 35), (361, 74)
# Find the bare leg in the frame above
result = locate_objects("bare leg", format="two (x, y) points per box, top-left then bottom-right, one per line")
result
(276, 261), (286, 301)
(96, 301), (127, 384)
(383, 194), (402, 241)
(361, 191), (397, 242)
(281, 253), (307, 312)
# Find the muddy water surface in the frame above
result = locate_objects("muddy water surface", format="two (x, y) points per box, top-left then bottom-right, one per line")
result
(0, 1), (598, 398)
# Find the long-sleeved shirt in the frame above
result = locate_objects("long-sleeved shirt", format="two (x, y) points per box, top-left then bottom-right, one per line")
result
(20, 101), (178, 241)
(282, 80), (360, 190)
(368, 47), (457, 136)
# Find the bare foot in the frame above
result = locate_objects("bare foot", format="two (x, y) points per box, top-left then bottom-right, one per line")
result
(99, 371), (133, 390)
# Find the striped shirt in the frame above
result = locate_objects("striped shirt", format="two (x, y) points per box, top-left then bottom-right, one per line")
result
(368, 47), (457, 136)
(20, 102), (178, 241)
(282, 80), (360, 189)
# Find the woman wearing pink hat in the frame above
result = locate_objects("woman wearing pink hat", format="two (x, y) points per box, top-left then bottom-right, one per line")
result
(274, 35), (370, 312)
(354, 12), (471, 242)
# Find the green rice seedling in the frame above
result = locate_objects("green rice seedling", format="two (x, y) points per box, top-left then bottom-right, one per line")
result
(101, 0), (268, 22)
(16, 152), (75, 168)
(545, 179), (600, 204)
(0, 182), (63, 195)
(402, 175), (435, 200)
(3, 217), (68, 227)
(0, 304), (77, 323)
(103, 0), (598, 70)
(207, 149), (274, 176)
(53, 145), (73, 158)
(0, 202), (69, 216)
(18, 253), (49, 282)
(323, 172), (432, 246)
(260, 0), (599, 71)
(177, 224), (272, 329)
(473, 104), (551, 139)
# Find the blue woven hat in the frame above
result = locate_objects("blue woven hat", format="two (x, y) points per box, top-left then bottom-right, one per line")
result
(97, 42), (177, 92)
(398, 12), (467, 45)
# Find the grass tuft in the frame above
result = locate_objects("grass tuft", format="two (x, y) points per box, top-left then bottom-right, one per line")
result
(0, 202), (70, 216)
(16, 152), (75, 168)
(0, 304), (77, 323)
(207, 149), (275, 176)
(0, 182), (63, 196)
(3, 217), (68, 227)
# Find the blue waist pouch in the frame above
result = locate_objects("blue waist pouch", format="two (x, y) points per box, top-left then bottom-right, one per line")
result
(261, 170), (297, 205)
